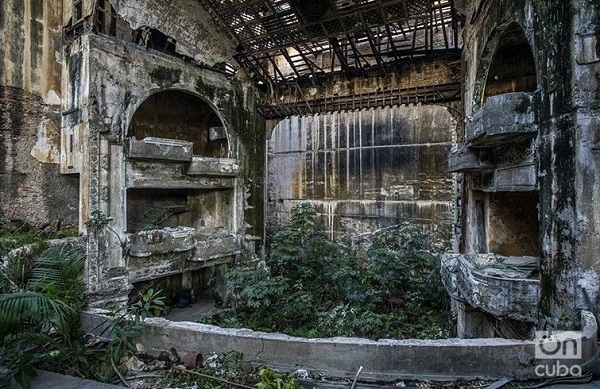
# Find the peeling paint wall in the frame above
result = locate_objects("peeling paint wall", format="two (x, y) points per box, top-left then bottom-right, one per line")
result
(0, 0), (79, 229)
(572, 0), (600, 312)
(267, 104), (455, 249)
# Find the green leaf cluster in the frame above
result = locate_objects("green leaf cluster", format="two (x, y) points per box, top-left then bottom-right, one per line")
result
(256, 368), (301, 389)
(129, 288), (166, 319)
(207, 204), (450, 340)
(0, 244), (86, 387)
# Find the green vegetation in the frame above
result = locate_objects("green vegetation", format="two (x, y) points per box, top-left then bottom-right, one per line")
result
(256, 368), (302, 389)
(0, 227), (79, 258)
(162, 351), (302, 389)
(204, 204), (450, 340)
(130, 288), (166, 318)
(0, 239), (142, 388)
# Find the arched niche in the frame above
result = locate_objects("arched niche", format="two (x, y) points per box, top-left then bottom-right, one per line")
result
(482, 22), (537, 101)
(463, 23), (540, 259)
(123, 90), (239, 249)
(129, 90), (228, 158)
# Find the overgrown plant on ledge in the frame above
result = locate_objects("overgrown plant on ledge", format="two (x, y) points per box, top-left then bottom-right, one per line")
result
(203, 203), (450, 340)
(130, 288), (166, 318)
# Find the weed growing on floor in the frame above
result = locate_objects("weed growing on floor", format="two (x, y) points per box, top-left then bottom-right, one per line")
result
(203, 203), (450, 340)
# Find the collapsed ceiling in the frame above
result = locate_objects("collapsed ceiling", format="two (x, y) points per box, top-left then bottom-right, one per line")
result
(198, 0), (463, 89)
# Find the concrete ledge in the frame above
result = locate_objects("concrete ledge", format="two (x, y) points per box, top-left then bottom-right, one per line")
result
(81, 309), (598, 381)
(192, 234), (242, 261)
(441, 253), (540, 321)
(448, 141), (495, 172)
(187, 157), (240, 176)
(126, 160), (236, 188)
(4, 236), (87, 262)
(128, 227), (196, 257)
(126, 137), (193, 162)
(466, 91), (538, 147)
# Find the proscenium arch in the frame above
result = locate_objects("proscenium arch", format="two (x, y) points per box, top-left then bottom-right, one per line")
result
(127, 89), (229, 158)
(472, 21), (538, 111)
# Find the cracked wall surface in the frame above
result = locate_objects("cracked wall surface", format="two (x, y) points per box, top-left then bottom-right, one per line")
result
(63, 32), (264, 303)
(1, 0), (264, 305)
(0, 0), (79, 229)
(109, 0), (238, 68)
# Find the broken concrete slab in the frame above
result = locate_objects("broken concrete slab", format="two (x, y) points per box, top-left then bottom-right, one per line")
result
(128, 227), (196, 257)
(128, 250), (194, 282)
(192, 234), (242, 261)
(187, 157), (240, 176)
(448, 141), (495, 172)
(466, 92), (538, 147)
(126, 161), (236, 189)
(126, 137), (193, 162)
(441, 253), (540, 322)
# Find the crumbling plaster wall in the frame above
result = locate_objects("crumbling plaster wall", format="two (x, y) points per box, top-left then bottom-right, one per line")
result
(109, 0), (238, 68)
(0, 0), (79, 229)
(459, 0), (600, 325)
(68, 32), (264, 232)
(267, 104), (455, 249)
(572, 0), (600, 313)
(64, 31), (264, 302)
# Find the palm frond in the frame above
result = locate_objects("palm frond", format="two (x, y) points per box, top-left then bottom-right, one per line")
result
(0, 265), (21, 294)
(0, 291), (75, 338)
(27, 244), (85, 305)
(0, 253), (32, 293)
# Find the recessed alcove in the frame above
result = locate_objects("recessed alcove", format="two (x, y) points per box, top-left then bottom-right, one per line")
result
(124, 91), (240, 268)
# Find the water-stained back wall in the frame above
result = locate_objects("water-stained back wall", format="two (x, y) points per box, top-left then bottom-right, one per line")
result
(267, 104), (456, 248)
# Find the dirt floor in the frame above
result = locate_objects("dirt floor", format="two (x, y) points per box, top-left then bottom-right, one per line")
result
(163, 290), (224, 323)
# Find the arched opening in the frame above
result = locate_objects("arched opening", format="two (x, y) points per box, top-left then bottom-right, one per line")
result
(463, 24), (540, 259)
(124, 90), (237, 240)
(483, 23), (536, 100)
(129, 90), (228, 158)
(122, 90), (241, 316)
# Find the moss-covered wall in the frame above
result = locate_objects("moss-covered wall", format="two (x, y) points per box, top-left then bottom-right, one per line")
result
(61, 32), (265, 303)
(69, 33), (265, 243)
(460, 0), (600, 325)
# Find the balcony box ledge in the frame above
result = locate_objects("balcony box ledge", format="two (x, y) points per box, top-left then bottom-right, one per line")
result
(441, 253), (540, 322)
(466, 91), (539, 147)
(128, 226), (196, 257)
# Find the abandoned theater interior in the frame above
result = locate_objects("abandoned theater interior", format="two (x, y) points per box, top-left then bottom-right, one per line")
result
(1, 0), (600, 383)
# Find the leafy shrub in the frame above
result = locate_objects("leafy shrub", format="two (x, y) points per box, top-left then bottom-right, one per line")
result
(129, 288), (166, 318)
(0, 228), (80, 258)
(206, 204), (450, 340)
(257, 367), (301, 389)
